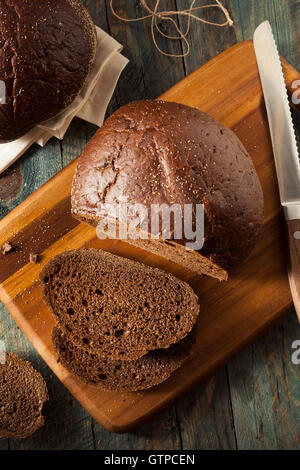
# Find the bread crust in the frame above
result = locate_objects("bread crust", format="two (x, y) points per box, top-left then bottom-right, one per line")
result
(0, 353), (48, 439)
(71, 100), (264, 277)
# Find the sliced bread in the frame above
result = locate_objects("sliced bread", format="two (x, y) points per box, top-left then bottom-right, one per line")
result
(53, 325), (196, 391)
(0, 353), (48, 439)
(40, 249), (200, 361)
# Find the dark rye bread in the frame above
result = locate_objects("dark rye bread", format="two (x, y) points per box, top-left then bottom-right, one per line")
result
(0, 353), (48, 439)
(0, 0), (96, 142)
(40, 249), (200, 361)
(53, 325), (196, 391)
(71, 100), (264, 281)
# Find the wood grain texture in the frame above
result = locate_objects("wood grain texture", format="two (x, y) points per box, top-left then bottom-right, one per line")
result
(176, 370), (237, 449)
(105, 0), (186, 105)
(93, 406), (182, 450)
(287, 220), (300, 321)
(0, 0), (299, 449)
(0, 40), (298, 434)
(227, 311), (300, 450)
(176, 0), (238, 72)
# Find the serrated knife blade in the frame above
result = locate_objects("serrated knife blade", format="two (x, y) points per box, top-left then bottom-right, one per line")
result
(254, 21), (300, 322)
(253, 20), (300, 220)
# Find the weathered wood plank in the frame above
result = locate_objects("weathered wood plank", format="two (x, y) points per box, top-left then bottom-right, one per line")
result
(229, 0), (300, 65)
(227, 312), (300, 450)
(176, 0), (237, 73)
(105, 0), (186, 103)
(93, 407), (181, 450)
(0, 162), (22, 202)
(175, 370), (237, 449)
(0, 140), (62, 218)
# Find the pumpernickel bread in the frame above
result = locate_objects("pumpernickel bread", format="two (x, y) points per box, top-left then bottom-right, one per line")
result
(0, 0), (96, 142)
(53, 325), (196, 391)
(0, 353), (48, 439)
(71, 100), (264, 280)
(40, 249), (200, 361)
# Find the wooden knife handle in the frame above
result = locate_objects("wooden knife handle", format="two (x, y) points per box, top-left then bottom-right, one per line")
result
(287, 219), (300, 322)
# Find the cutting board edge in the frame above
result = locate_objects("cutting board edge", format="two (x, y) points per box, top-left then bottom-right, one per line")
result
(66, 301), (294, 433)
(0, 283), (293, 433)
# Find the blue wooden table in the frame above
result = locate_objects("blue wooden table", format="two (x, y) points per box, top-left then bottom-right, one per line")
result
(0, 0), (299, 450)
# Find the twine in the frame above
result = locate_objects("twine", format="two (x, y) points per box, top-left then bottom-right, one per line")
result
(110, 0), (233, 58)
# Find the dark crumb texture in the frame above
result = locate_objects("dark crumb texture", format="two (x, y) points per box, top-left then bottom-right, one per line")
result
(40, 249), (200, 360)
(53, 325), (196, 391)
(0, 353), (48, 439)
(0, 0), (96, 142)
(72, 100), (264, 279)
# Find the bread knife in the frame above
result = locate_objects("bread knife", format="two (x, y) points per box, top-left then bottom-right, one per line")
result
(254, 21), (300, 322)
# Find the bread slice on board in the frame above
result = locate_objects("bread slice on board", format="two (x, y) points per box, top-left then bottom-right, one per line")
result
(71, 100), (264, 280)
(0, 353), (48, 439)
(53, 325), (197, 392)
(40, 249), (200, 361)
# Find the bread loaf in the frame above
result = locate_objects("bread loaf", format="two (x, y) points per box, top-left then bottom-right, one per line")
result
(71, 100), (264, 280)
(40, 249), (200, 361)
(0, 0), (96, 142)
(0, 353), (48, 439)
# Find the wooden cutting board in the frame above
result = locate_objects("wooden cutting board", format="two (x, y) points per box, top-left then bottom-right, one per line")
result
(0, 41), (299, 433)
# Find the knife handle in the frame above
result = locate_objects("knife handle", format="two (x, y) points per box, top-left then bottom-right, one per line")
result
(287, 219), (300, 323)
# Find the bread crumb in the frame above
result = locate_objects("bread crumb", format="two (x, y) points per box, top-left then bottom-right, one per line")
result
(29, 253), (41, 264)
(2, 242), (13, 254)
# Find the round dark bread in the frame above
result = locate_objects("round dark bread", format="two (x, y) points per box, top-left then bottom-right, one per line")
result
(40, 249), (200, 361)
(0, 0), (96, 142)
(52, 325), (196, 391)
(0, 353), (48, 439)
(71, 100), (264, 279)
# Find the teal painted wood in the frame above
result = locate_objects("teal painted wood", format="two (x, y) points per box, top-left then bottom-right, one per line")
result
(93, 407), (182, 450)
(0, 0), (299, 450)
(176, 370), (237, 449)
(105, 0), (186, 103)
(176, 0), (238, 72)
(227, 312), (300, 450)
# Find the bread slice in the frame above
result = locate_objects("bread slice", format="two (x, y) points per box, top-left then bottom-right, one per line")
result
(40, 249), (200, 361)
(53, 326), (196, 391)
(0, 354), (48, 439)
